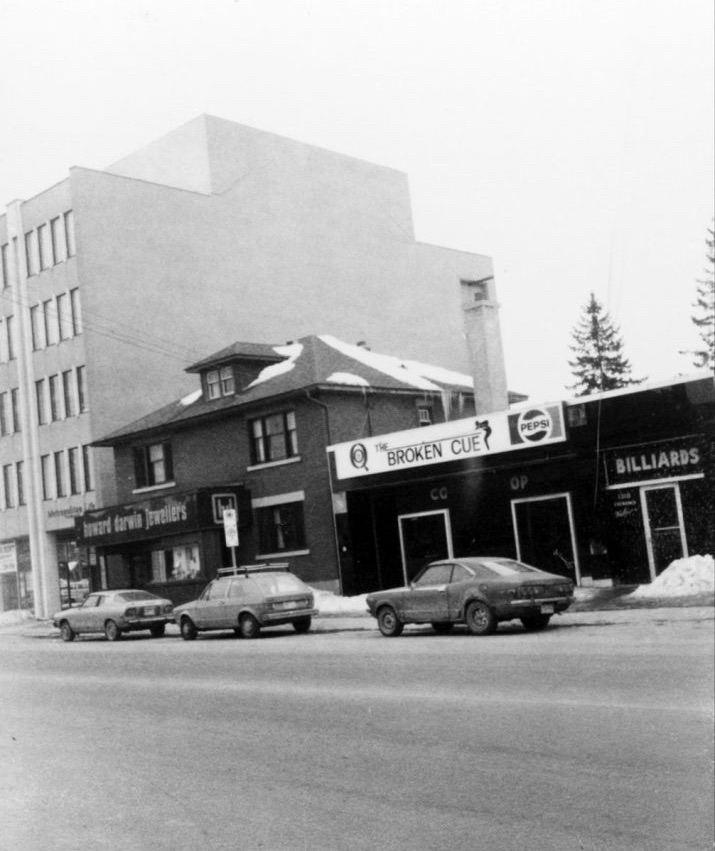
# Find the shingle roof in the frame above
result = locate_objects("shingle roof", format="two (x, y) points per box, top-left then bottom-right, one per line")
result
(95, 334), (475, 445)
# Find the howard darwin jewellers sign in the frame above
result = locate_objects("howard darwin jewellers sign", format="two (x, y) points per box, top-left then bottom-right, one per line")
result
(330, 404), (566, 480)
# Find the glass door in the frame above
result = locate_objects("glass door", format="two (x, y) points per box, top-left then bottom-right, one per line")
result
(511, 493), (580, 583)
(640, 484), (687, 580)
(398, 510), (453, 585)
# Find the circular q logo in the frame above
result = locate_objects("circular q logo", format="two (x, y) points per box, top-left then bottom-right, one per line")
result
(349, 443), (369, 470)
(516, 408), (553, 443)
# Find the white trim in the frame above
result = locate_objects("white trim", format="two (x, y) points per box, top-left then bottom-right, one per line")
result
(256, 549), (310, 559)
(606, 473), (703, 490)
(132, 481), (176, 495)
(246, 456), (302, 472)
(251, 490), (305, 509)
(510, 492), (581, 584)
(397, 508), (454, 586)
(640, 483), (688, 582)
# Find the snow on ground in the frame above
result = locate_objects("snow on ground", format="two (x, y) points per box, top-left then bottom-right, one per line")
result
(0, 609), (35, 627)
(628, 555), (714, 599)
(313, 589), (369, 616)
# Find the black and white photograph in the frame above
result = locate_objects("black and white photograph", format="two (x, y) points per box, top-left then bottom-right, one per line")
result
(1, 1), (713, 849)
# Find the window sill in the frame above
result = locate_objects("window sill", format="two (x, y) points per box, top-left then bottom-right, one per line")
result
(132, 481), (176, 495)
(247, 456), (301, 472)
(256, 549), (310, 559)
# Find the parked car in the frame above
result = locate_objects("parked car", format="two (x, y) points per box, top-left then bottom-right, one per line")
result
(366, 557), (574, 637)
(174, 564), (318, 640)
(53, 590), (174, 642)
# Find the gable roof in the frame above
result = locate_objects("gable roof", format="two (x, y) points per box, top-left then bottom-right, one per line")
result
(95, 334), (478, 446)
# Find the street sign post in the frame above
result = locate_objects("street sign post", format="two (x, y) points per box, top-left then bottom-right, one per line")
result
(222, 508), (239, 567)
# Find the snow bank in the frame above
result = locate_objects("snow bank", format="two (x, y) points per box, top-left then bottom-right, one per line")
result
(312, 589), (369, 615)
(628, 554), (714, 598)
(0, 609), (35, 627)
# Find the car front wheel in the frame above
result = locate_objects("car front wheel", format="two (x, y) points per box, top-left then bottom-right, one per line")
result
(104, 620), (122, 641)
(465, 601), (496, 636)
(239, 614), (260, 639)
(180, 617), (198, 641)
(293, 616), (311, 634)
(59, 621), (76, 642)
(377, 606), (403, 637)
(521, 614), (552, 631)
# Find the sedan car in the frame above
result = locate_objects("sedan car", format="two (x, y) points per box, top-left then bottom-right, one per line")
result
(366, 557), (574, 637)
(53, 590), (174, 642)
(174, 564), (318, 640)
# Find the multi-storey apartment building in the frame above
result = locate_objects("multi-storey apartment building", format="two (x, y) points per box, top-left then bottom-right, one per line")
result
(0, 115), (503, 616)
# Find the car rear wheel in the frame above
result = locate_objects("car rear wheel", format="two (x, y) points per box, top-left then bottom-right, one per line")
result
(180, 617), (198, 641)
(59, 621), (76, 642)
(239, 614), (260, 639)
(465, 601), (496, 636)
(293, 616), (312, 634)
(104, 620), (122, 641)
(520, 614), (552, 631)
(431, 622), (454, 634)
(377, 606), (403, 637)
(150, 624), (166, 638)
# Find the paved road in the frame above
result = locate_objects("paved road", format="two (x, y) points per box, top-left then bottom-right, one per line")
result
(1, 608), (713, 851)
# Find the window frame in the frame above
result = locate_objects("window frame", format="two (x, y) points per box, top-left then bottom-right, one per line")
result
(133, 441), (174, 489)
(255, 500), (307, 555)
(249, 410), (299, 465)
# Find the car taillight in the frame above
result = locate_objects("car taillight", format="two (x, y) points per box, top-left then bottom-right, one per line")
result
(125, 607), (137, 617)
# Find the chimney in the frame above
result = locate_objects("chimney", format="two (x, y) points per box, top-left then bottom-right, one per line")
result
(460, 276), (509, 415)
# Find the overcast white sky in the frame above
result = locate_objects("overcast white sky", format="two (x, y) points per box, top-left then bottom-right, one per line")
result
(1, 0), (712, 400)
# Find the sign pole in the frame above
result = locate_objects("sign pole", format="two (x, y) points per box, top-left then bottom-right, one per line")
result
(222, 508), (240, 569)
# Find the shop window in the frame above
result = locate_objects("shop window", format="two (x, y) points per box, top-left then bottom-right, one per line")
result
(151, 544), (200, 582)
(250, 411), (298, 465)
(134, 442), (173, 488)
(417, 407), (432, 427)
(256, 501), (306, 553)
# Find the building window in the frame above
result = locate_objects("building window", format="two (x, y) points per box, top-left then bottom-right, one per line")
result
(41, 454), (53, 500)
(568, 405), (588, 427)
(25, 231), (39, 277)
(30, 304), (45, 350)
(50, 217), (66, 264)
(134, 442), (173, 488)
(417, 407), (433, 426)
(16, 461), (25, 506)
(44, 299), (59, 346)
(11, 388), (20, 432)
(6, 315), (15, 360)
(64, 211), (76, 257)
(38, 224), (53, 271)
(49, 374), (62, 421)
(1, 243), (9, 288)
(54, 451), (67, 498)
(206, 370), (221, 399)
(0, 392), (7, 436)
(250, 411), (298, 464)
(220, 366), (234, 395)
(256, 501), (306, 553)
(62, 370), (77, 417)
(68, 447), (81, 495)
(3, 464), (15, 508)
(57, 292), (72, 340)
(36, 379), (48, 425)
(151, 544), (201, 583)
(70, 288), (82, 335)
(82, 445), (94, 492)
(0, 320), (6, 363)
(76, 366), (88, 413)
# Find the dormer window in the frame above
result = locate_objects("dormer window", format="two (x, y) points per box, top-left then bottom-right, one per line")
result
(206, 366), (235, 399)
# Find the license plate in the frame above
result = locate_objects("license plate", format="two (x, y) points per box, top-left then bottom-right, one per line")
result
(142, 606), (159, 616)
(541, 604), (555, 614)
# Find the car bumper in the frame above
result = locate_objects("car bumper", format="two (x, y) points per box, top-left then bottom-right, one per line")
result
(498, 597), (573, 616)
(260, 608), (318, 625)
(122, 616), (172, 631)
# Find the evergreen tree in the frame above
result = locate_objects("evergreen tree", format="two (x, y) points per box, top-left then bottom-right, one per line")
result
(690, 225), (715, 371)
(568, 292), (643, 395)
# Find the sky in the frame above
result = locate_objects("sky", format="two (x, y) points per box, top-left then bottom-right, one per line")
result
(0, 0), (712, 401)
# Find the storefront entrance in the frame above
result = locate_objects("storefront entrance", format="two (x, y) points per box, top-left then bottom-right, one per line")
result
(397, 509), (453, 585)
(511, 493), (580, 583)
(640, 483), (688, 579)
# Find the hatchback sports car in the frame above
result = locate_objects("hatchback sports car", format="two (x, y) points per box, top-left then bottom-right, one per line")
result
(366, 557), (574, 636)
(173, 564), (317, 640)
(53, 590), (174, 642)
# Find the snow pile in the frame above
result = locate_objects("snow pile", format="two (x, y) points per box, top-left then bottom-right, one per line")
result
(312, 589), (369, 615)
(628, 555), (714, 598)
(0, 609), (35, 627)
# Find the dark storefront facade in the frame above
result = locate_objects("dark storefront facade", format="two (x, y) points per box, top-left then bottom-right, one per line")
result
(75, 486), (251, 605)
(331, 376), (714, 595)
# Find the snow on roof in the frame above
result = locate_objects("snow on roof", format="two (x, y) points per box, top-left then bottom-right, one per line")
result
(318, 334), (468, 391)
(628, 555), (714, 598)
(179, 389), (203, 406)
(247, 342), (303, 388)
(326, 372), (370, 387)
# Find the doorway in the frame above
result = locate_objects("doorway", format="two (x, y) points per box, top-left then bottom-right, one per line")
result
(397, 510), (454, 585)
(511, 493), (580, 583)
(640, 483), (688, 580)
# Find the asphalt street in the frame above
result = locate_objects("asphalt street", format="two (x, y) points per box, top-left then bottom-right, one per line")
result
(1, 607), (713, 851)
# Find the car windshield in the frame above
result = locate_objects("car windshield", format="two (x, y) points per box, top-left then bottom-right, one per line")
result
(476, 559), (539, 577)
(254, 573), (307, 595)
(115, 591), (159, 602)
